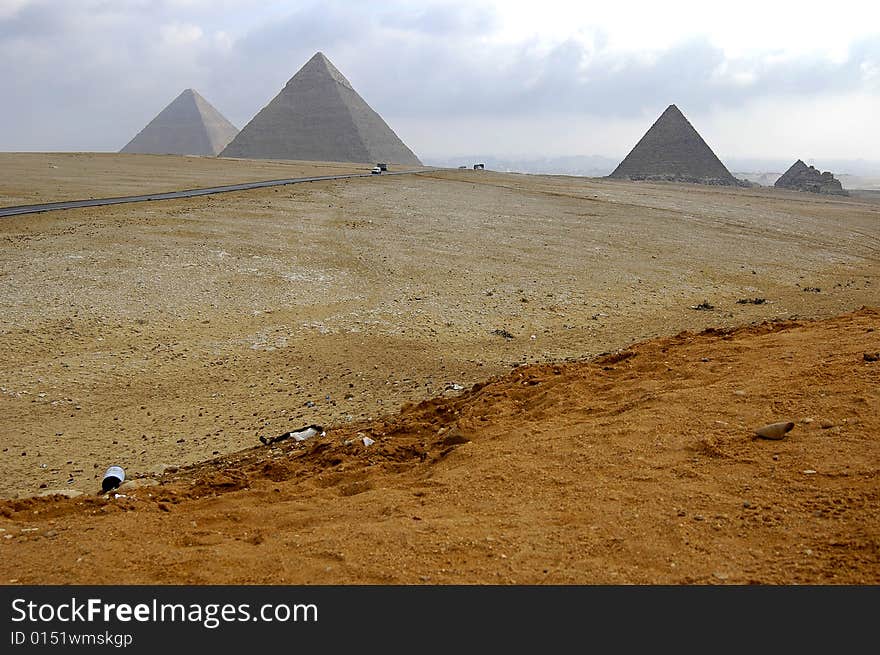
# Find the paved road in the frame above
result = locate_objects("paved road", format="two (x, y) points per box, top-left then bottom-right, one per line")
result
(0, 169), (434, 218)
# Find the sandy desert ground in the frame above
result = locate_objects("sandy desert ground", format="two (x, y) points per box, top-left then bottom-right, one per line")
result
(0, 152), (407, 206)
(0, 154), (878, 584)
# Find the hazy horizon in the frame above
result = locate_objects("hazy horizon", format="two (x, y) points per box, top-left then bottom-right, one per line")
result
(2, 1), (877, 162)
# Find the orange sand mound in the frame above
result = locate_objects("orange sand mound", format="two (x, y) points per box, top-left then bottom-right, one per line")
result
(1, 307), (878, 584)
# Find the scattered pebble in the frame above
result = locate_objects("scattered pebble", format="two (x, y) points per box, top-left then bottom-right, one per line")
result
(754, 421), (794, 440)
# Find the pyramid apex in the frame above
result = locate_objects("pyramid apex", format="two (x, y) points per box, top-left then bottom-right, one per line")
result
(308, 51), (333, 66)
(286, 50), (352, 90)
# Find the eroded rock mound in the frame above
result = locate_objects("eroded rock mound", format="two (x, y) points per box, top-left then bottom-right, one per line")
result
(774, 160), (848, 196)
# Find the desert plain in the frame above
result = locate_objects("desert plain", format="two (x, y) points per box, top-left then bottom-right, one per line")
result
(0, 153), (878, 584)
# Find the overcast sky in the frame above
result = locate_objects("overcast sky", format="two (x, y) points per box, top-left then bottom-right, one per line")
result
(1, 0), (878, 164)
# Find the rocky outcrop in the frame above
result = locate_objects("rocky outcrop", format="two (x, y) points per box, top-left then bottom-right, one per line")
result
(774, 160), (848, 195)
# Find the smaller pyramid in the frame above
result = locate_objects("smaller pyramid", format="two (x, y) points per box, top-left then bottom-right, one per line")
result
(220, 52), (421, 165)
(120, 89), (239, 156)
(774, 160), (847, 196)
(609, 105), (740, 186)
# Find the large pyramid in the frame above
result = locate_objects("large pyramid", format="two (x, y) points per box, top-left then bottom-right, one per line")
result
(220, 52), (421, 165)
(120, 89), (239, 156)
(609, 104), (739, 186)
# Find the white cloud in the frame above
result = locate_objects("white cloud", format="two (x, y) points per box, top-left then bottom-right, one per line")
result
(485, 0), (880, 60)
(0, 0), (28, 19)
(160, 22), (204, 47)
(213, 30), (233, 51)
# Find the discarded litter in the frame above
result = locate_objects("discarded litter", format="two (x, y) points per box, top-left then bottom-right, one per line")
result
(101, 465), (125, 492)
(754, 421), (795, 440)
(362, 436), (375, 447)
(446, 382), (464, 391)
(260, 424), (325, 446)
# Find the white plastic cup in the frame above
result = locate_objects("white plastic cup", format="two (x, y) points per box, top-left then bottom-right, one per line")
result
(102, 465), (125, 492)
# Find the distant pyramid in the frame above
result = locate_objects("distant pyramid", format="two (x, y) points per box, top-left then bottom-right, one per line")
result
(774, 160), (847, 195)
(220, 52), (421, 165)
(120, 89), (238, 156)
(609, 104), (739, 185)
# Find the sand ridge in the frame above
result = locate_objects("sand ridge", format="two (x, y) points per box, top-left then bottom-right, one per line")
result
(1, 307), (877, 584)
